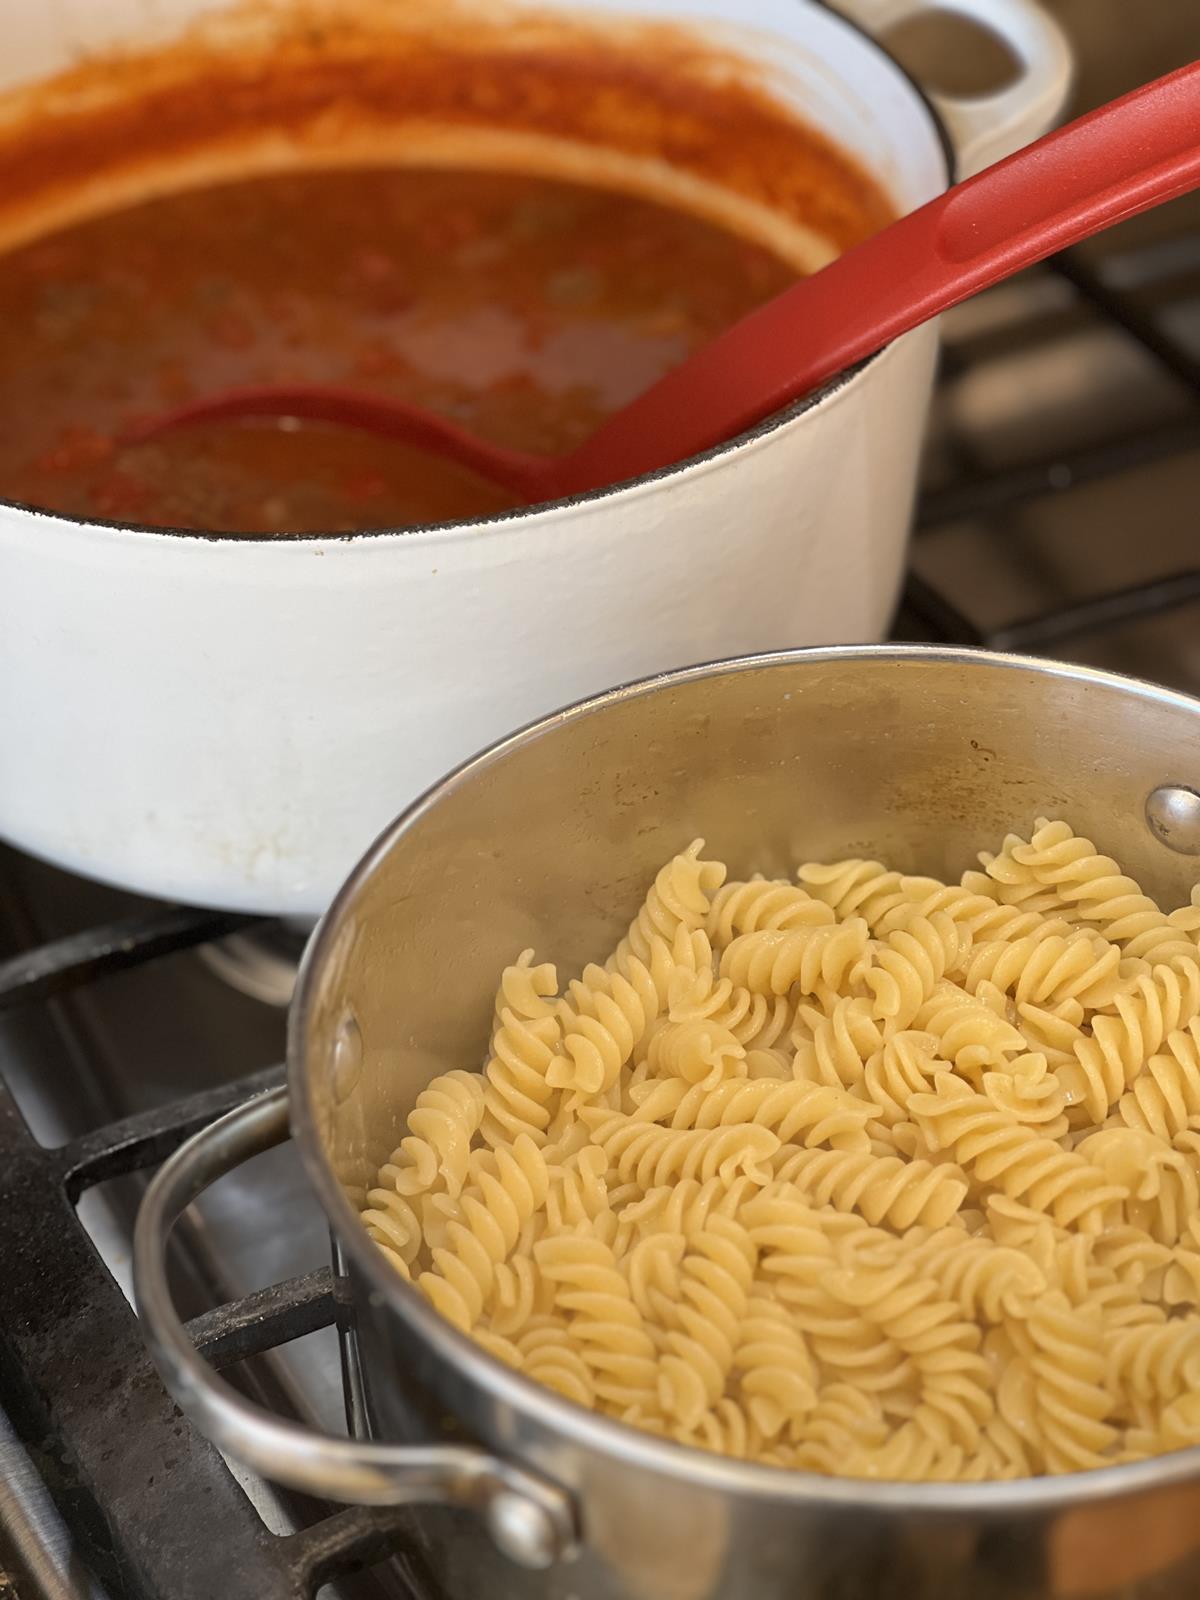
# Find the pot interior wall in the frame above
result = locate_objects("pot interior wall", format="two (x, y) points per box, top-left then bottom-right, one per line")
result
(0, 0), (944, 264)
(301, 650), (1200, 1208)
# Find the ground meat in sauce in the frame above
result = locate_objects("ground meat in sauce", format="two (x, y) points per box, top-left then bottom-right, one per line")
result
(0, 166), (800, 533)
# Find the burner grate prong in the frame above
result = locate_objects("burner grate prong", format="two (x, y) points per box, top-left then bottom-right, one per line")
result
(0, 905), (259, 1012)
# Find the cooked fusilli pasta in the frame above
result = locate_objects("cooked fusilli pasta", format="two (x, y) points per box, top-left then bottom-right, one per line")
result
(984, 819), (1200, 964)
(911, 1072), (1127, 1232)
(361, 822), (1200, 1482)
(706, 878), (834, 946)
(479, 952), (561, 1148)
(1118, 1018), (1200, 1140)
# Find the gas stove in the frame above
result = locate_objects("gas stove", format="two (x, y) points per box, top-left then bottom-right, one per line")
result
(0, 886), (420, 1600)
(1, 7), (1198, 1593)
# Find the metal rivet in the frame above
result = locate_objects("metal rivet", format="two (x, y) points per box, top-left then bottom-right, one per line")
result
(331, 1011), (363, 1104)
(1145, 786), (1200, 855)
(485, 1489), (560, 1569)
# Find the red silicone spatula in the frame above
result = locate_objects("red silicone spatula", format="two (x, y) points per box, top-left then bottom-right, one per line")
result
(127, 59), (1200, 503)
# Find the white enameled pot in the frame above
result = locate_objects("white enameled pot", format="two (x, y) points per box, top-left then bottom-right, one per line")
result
(0, 0), (1071, 915)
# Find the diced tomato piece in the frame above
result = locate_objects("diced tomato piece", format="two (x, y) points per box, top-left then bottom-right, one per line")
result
(206, 309), (256, 350)
(352, 345), (405, 378)
(32, 426), (114, 474)
(338, 469), (388, 503)
(349, 249), (395, 285)
(91, 470), (153, 519)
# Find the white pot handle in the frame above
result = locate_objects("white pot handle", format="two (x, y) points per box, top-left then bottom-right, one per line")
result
(827, 0), (1073, 176)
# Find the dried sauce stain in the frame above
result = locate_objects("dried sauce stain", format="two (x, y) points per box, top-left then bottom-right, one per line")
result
(0, 0), (894, 262)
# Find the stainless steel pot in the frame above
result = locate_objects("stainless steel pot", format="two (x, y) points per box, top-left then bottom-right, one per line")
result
(135, 645), (1200, 1600)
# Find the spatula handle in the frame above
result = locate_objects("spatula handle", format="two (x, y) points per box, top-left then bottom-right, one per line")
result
(562, 60), (1200, 496)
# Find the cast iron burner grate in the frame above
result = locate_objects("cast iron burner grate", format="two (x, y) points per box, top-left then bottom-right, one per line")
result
(894, 247), (1200, 655)
(0, 912), (431, 1600)
(0, 231), (1197, 1598)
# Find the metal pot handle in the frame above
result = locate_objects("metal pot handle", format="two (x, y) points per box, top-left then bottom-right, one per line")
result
(131, 1084), (577, 1570)
(828, 0), (1073, 177)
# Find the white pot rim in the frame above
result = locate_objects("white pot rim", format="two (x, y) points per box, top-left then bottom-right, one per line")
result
(0, 3), (955, 550)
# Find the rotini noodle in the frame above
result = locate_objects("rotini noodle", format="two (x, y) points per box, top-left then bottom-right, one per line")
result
(1107, 1318), (1200, 1406)
(772, 1149), (968, 1230)
(1117, 1018), (1200, 1140)
(548, 962), (657, 1097)
(899, 877), (1070, 945)
(624, 1232), (687, 1328)
(581, 1105), (779, 1190)
(1015, 999), (1085, 1068)
(981, 1053), (1068, 1140)
(360, 822), (1200, 1482)
(478, 950), (565, 1151)
(385, 1069), (486, 1198)
(914, 983), (1027, 1083)
(1090, 1226), (1172, 1295)
(1075, 1126), (1198, 1244)
(645, 1017), (747, 1091)
(986, 820), (1200, 964)
(1164, 1215), (1200, 1307)
(795, 859), (915, 930)
(858, 912), (971, 1031)
(515, 1314), (595, 1405)
(734, 1292), (818, 1436)
(861, 1031), (943, 1126)
(842, 1420), (966, 1482)
(621, 1173), (758, 1244)
(1027, 1292), (1117, 1473)
(658, 1215), (757, 1427)
(706, 878), (834, 946)
(419, 1135), (549, 1331)
(361, 1191), (418, 1276)
(610, 839), (725, 973)
(691, 1077), (878, 1150)
(677, 1397), (766, 1460)
(903, 1227), (1046, 1321)
(536, 1227), (660, 1412)
(790, 1384), (888, 1473)
(750, 1199), (913, 1398)
(962, 930), (1125, 1013)
(1058, 960), (1200, 1123)
(829, 1253), (992, 1449)
(721, 921), (870, 998)
(610, 923), (711, 1019)
(667, 962), (792, 1051)
(912, 1072), (1126, 1231)
(792, 996), (884, 1091)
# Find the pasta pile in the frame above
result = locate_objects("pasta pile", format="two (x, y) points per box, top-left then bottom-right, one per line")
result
(362, 819), (1200, 1481)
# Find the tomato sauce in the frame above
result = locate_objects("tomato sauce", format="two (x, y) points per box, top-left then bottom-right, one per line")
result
(0, 166), (805, 532)
(0, 5), (897, 535)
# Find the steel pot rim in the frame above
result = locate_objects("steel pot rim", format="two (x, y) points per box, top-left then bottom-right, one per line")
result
(290, 642), (1200, 1513)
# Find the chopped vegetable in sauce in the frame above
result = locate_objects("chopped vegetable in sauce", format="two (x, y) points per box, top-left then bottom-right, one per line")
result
(0, 166), (798, 532)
